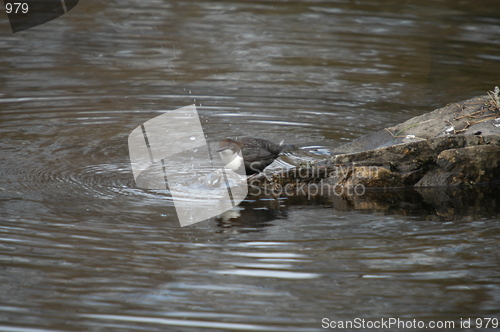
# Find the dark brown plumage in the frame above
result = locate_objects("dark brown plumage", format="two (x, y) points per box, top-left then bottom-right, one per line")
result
(217, 138), (294, 175)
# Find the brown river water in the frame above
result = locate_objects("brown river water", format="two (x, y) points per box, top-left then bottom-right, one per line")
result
(1, 0), (500, 331)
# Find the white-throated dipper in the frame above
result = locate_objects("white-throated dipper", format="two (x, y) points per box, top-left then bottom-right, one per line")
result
(217, 137), (294, 175)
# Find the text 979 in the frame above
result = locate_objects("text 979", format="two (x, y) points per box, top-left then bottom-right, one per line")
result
(6, 3), (28, 14)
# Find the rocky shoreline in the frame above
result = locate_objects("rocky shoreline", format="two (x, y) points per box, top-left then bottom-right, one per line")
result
(252, 88), (500, 195)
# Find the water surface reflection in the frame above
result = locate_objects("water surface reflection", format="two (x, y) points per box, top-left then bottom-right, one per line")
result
(1, 0), (500, 331)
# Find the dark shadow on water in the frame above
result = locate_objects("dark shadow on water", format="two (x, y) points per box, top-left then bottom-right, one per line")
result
(347, 183), (500, 222)
(218, 183), (500, 228)
(215, 202), (289, 231)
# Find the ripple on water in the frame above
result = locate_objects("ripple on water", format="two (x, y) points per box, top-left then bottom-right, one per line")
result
(2, 1), (500, 329)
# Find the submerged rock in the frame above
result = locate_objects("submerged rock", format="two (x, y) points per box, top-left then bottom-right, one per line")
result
(252, 88), (500, 194)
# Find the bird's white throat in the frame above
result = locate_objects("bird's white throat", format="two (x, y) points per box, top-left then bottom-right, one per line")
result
(218, 149), (245, 174)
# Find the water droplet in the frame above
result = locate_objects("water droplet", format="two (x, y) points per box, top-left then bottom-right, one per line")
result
(190, 136), (196, 140)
